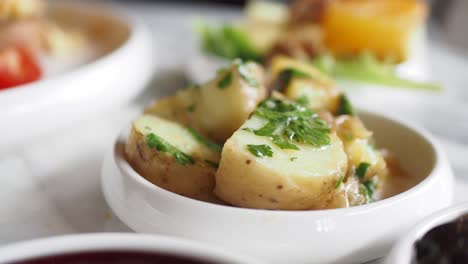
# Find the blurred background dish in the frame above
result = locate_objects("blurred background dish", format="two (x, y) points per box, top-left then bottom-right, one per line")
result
(385, 203), (468, 264)
(0, 1), (154, 153)
(0, 233), (262, 264)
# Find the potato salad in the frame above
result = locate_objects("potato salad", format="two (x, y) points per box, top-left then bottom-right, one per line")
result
(125, 57), (406, 210)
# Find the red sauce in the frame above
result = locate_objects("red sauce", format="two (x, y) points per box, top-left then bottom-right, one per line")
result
(11, 250), (218, 264)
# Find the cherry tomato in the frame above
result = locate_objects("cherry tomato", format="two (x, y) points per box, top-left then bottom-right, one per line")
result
(0, 46), (42, 90)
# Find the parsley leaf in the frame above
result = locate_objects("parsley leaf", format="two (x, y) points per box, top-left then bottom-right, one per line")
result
(356, 162), (371, 179)
(362, 179), (376, 199)
(296, 95), (310, 106)
(217, 71), (232, 89)
(146, 133), (194, 165)
(238, 62), (259, 87)
(205, 160), (219, 169)
(187, 104), (196, 112)
(336, 94), (355, 116)
(273, 68), (312, 91)
(335, 174), (345, 189)
(252, 98), (330, 149)
(247, 144), (273, 158)
(187, 127), (222, 153)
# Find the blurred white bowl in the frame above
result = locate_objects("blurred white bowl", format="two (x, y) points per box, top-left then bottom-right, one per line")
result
(0, 3), (155, 154)
(0, 233), (262, 263)
(385, 203), (468, 264)
(101, 111), (454, 264)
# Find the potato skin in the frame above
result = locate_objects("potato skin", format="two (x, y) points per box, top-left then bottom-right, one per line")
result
(125, 125), (219, 203)
(145, 62), (267, 143)
(214, 132), (348, 210)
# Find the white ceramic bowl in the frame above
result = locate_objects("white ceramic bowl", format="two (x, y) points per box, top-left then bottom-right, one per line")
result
(0, 3), (155, 154)
(0, 233), (261, 263)
(101, 111), (454, 264)
(385, 203), (468, 264)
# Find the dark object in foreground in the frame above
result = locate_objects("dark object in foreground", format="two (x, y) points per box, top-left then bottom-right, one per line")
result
(414, 213), (468, 264)
(12, 250), (217, 264)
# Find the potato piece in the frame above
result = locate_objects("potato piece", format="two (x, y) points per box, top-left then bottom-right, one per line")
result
(0, 0), (45, 21)
(214, 98), (348, 210)
(146, 60), (267, 143)
(269, 56), (340, 112)
(125, 115), (221, 202)
(322, 0), (427, 62)
(145, 88), (197, 127)
(334, 115), (389, 201)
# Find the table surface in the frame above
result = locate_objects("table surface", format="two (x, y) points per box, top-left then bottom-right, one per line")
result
(1, 2), (467, 263)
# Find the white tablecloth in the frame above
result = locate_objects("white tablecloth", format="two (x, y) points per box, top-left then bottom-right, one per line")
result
(0, 2), (467, 263)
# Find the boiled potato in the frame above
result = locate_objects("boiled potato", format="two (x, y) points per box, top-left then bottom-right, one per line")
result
(146, 60), (267, 143)
(334, 115), (389, 201)
(0, 0), (45, 20)
(125, 115), (221, 202)
(214, 98), (349, 210)
(322, 0), (427, 62)
(269, 56), (340, 112)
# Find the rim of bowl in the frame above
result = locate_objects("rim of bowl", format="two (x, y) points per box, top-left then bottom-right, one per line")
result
(113, 110), (446, 215)
(0, 233), (261, 263)
(0, 1), (149, 99)
(387, 202), (468, 263)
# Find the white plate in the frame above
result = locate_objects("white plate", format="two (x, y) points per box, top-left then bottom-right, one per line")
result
(0, 3), (155, 154)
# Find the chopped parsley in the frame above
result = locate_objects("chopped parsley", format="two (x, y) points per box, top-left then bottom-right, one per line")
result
(247, 144), (273, 158)
(245, 98), (330, 150)
(336, 94), (355, 116)
(217, 70), (232, 89)
(205, 160), (219, 169)
(335, 174), (345, 189)
(187, 127), (222, 153)
(146, 133), (194, 165)
(356, 162), (371, 179)
(187, 104), (196, 112)
(290, 157), (298, 162)
(296, 95), (310, 106)
(273, 68), (312, 91)
(362, 179), (376, 200)
(238, 62), (259, 87)
(241, 127), (255, 133)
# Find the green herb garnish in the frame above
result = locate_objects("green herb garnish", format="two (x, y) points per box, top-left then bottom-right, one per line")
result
(205, 160), (219, 169)
(273, 68), (312, 91)
(187, 104), (196, 112)
(356, 162), (371, 179)
(290, 157), (298, 162)
(335, 174), (345, 189)
(271, 135), (299, 150)
(217, 71), (232, 89)
(252, 98), (330, 149)
(195, 22), (261, 62)
(238, 62), (259, 87)
(247, 144), (273, 158)
(362, 179), (376, 199)
(296, 95), (310, 106)
(336, 94), (355, 116)
(146, 133), (194, 165)
(187, 127), (222, 153)
(254, 122), (277, 136)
